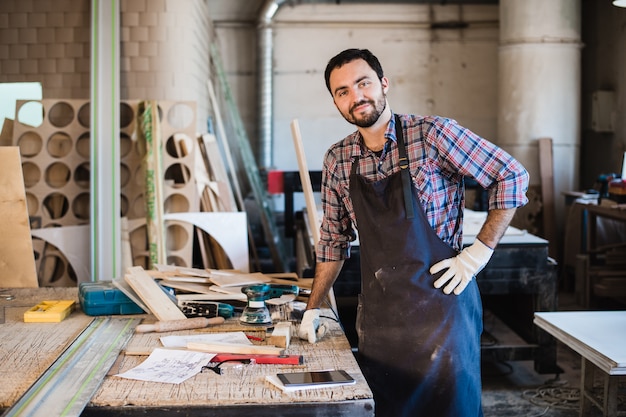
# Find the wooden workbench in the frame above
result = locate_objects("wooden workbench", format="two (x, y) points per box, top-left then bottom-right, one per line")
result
(0, 287), (374, 416)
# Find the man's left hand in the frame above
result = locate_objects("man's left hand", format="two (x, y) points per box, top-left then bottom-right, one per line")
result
(430, 240), (494, 295)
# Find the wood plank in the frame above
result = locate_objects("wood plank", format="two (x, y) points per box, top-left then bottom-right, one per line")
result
(124, 266), (186, 321)
(0, 147), (38, 287)
(199, 133), (236, 212)
(291, 120), (337, 313)
(187, 341), (284, 355)
(538, 137), (558, 259)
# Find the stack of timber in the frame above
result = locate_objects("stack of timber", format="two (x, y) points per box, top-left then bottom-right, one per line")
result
(4, 97), (260, 287)
(122, 264), (311, 323)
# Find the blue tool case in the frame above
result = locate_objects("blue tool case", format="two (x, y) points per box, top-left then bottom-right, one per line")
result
(79, 281), (145, 316)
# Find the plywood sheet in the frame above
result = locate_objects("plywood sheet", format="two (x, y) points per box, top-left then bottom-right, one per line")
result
(534, 311), (626, 375)
(0, 147), (38, 287)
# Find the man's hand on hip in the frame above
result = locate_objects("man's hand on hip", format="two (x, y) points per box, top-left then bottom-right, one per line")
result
(430, 239), (494, 295)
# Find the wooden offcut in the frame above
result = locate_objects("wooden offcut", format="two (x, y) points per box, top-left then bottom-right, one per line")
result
(0, 147), (38, 287)
(124, 266), (186, 321)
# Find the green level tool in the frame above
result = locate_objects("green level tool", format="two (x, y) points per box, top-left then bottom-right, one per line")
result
(3, 317), (139, 417)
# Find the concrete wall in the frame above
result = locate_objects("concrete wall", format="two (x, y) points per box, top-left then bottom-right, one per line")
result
(275, 4), (499, 174)
(212, 2), (500, 174)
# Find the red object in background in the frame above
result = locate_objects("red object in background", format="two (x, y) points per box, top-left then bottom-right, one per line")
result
(267, 170), (284, 194)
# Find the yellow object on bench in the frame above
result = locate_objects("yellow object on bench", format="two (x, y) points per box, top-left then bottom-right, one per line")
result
(24, 300), (75, 323)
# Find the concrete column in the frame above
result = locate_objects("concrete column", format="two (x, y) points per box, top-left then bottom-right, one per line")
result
(498, 0), (582, 237)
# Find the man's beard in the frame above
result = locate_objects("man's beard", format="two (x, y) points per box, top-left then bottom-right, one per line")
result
(344, 94), (387, 128)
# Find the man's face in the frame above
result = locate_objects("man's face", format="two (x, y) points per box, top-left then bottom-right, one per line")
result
(328, 59), (389, 128)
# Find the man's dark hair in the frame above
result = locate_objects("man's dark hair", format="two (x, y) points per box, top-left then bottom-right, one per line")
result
(324, 48), (384, 94)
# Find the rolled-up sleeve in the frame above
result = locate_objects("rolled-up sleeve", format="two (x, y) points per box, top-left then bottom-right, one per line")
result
(433, 117), (529, 210)
(316, 148), (355, 263)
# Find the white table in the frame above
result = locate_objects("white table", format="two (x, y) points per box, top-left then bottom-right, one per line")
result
(534, 311), (626, 417)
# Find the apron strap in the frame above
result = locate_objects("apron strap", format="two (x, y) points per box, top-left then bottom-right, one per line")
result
(395, 114), (415, 219)
(350, 114), (415, 220)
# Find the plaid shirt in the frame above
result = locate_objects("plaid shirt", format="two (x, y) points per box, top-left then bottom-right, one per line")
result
(317, 113), (529, 262)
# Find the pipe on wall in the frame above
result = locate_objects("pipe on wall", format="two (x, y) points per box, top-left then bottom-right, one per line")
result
(256, 0), (498, 170)
(257, 0), (288, 170)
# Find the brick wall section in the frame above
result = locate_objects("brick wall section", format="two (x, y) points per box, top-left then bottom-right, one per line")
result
(120, 0), (211, 132)
(0, 0), (212, 132)
(0, 0), (91, 98)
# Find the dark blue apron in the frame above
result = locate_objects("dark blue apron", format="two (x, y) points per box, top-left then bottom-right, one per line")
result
(352, 115), (483, 417)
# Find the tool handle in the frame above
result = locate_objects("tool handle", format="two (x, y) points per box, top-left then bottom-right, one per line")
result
(136, 316), (224, 333)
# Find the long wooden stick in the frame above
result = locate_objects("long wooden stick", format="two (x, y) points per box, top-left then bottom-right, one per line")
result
(538, 137), (558, 259)
(187, 341), (284, 356)
(140, 100), (167, 268)
(290, 120), (338, 315)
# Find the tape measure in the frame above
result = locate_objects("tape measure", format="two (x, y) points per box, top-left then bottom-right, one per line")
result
(24, 300), (75, 323)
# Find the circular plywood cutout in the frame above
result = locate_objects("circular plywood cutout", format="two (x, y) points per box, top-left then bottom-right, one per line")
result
(26, 192), (39, 216)
(48, 101), (74, 128)
(120, 194), (129, 217)
(43, 192), (69, 219)
(120, 163), (130, 187)
(72, 192), (90, 220)
(167, 103), (194, 130)
(166, 223), (188, 251)
(74, 162), (90, 189)
(18, 131), (43, 157)
(164, 193), (190, 213)
(165, 133), (194, 158)
(78, 102), (90, 128)
(76, 132), (90, 158)
(45, 162), (71, 188)
(164, 163), (191, 187)
(120, 132), (132, 158)
(22, 162), (41, 188)
(17, 101), (44, 128)
(47, 132), (73, 158)
(120, 102), (134, 128)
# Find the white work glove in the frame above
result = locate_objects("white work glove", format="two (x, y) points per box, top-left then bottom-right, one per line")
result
(297, 309), (328, 344)
(430, 239), (494, 295)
